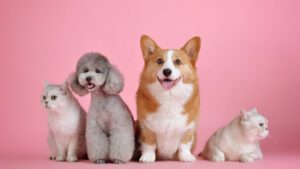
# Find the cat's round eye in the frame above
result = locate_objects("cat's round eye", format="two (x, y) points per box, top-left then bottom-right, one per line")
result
(174, 59), (182, 65)
(259, 123), (264, 127)
(42, 96), (46, 100)
(83, 68), (89, 73)
(95, 69), (102, 73)
(156, 58), (164, 65)
(51, 95), (57, 100)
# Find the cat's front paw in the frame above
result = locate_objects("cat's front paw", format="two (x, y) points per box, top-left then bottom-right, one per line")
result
(67, 155), (78, 162)
(139, 152), (156, 163)
(49, 156), (56, 160)
(178, 150), (196, 162)
(211, 154), (225, 162)
(240, 154), (254, 162)
(56, 155), (66, 162)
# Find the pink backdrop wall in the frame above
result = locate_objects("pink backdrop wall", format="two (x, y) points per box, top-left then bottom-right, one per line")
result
(0, 0), (299, 156)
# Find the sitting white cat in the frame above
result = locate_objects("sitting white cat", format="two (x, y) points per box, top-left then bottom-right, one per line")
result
(41, 81), (87, 162)
(199, 108), (269, 162)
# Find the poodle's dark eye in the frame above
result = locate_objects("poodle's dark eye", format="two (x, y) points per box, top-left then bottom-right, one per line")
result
(259, 123), (264, 127)
(95, 69), (102, 73)
(42, 96), (46, 100)
(156, 58), (164, 65)
(83, 68), (89, 73)
(51, 95), (57, 100)
(174, 59), (182, 65)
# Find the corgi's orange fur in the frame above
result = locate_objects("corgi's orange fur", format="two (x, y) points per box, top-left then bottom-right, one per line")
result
(136, 35), (201, 162)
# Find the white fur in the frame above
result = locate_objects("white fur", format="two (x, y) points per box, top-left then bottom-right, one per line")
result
(139, 143), (156, 163)
(143, 79), (195, 160)
(42, 83), (86, 162)
(201, 108), (268, 162)
(157, 50), (180, 81)
(178, 137), (196, 162)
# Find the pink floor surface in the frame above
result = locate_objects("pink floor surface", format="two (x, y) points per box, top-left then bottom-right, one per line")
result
(1, 150), (299, 169)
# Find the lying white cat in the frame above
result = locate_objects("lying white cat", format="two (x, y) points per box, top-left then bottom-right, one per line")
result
(199, 108), (269, 162)
(41, 81), (87, 162)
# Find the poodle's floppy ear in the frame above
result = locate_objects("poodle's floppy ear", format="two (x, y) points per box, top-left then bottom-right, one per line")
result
(60, 80), (69, 95)
(103, 65), (124, 95)
(68, 72), (88, 96)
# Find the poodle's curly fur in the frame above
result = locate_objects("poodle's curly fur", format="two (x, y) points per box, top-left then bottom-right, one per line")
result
(69, 52), (135, 163)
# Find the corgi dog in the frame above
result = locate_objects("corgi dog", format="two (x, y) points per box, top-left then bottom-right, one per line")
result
(136, 35), (201, 162)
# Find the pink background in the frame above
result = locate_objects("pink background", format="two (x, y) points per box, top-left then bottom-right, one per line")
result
(0, 0), (299, 168)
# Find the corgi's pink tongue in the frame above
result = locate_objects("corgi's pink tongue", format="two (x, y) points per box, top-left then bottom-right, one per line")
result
(161, 81), (174, 90)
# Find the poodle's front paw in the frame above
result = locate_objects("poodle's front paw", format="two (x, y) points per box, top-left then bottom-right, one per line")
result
(56, 155), (66, 162)
(112, 159), (124, 164)
(211, 154), (225, 162)
(178, 150), (196, 162)
(95, 159), (106, 164)
(240, 154), (254, 162)
(139, 152), (156, 163)
(67, 155), (78, 162)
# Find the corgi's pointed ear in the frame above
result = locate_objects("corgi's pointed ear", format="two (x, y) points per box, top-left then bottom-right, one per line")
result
(140, 35), (160, 61)
(181, 36), (201, 64)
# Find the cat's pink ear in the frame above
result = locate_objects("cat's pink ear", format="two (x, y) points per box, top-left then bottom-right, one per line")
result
(241, 109), (249, 120)
(251, 107), (258, 113)
(44, 80), (50, 88)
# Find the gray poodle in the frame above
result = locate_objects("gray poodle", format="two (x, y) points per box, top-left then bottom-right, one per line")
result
(68, 52), (135, 164)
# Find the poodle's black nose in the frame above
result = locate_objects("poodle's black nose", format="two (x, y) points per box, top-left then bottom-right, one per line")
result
(163, 68), (172, 77)
(86, 76), (92, 82)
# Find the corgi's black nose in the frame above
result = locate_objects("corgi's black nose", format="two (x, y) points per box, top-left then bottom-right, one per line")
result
(86, 76), (92, 82)
(163, 68), (172, 77)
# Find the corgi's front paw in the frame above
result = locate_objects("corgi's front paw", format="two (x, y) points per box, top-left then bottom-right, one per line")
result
(178, 150), (196, 162)
(139, 152), (156, 163)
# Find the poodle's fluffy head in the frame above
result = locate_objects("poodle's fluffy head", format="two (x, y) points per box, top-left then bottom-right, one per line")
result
(69, 52), (124, 96)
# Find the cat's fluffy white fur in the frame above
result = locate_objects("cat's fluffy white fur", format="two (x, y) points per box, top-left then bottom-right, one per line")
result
(200, 108), (269, 162)
(41, 81), (87, 162)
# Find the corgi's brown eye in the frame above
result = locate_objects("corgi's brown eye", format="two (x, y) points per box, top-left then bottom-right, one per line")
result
(174, 59), (182, 65)
(43, 96), (46, 100)
(51, 95), (57, 100)
(156, 58), (164, 65)
(95, 69), (101, 73)
(83, 68), (89, 73)
(259, 123), (264, 127)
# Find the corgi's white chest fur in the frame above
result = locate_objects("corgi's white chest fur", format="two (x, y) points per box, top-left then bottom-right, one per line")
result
(145, 80), (194, 159)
